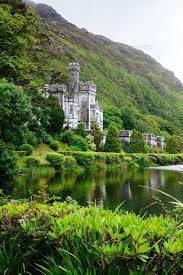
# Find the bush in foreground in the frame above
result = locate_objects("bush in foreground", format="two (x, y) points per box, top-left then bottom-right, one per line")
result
(0, 201), (182, 274)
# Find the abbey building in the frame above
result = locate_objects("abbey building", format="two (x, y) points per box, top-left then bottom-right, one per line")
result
(44, 63), (103, 130)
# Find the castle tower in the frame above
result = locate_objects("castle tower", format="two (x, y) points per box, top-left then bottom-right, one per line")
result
(69, 63), (80, 98)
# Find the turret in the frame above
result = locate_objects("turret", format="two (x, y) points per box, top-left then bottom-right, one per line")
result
(69, 63), (80, 98)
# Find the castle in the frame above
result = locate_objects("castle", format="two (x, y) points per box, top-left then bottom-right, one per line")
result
(44, 63), (103, 130)
(119, 130), (165, 150)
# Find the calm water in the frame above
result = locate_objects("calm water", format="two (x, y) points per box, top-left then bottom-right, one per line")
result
(1, 167), (183, 214)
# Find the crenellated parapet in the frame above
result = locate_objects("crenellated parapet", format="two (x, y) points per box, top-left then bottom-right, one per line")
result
(44, 83), (66, 95)
(79, 81), (96, 93)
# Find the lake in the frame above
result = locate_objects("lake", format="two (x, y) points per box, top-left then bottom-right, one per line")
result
(1, 167), (183, 214)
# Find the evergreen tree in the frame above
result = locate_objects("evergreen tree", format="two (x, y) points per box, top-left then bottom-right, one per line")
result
(76, 122), (87, 138)
(128, 130), (146, 153)
(166, 135), (182, 154)
(104, 125), (122, 153)
(90, 122), (103, 151)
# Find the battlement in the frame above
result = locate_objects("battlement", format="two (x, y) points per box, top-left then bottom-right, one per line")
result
(119, 130), (132, 138)
(69, 63), (80, 72)
(79, 81), (96, 93)
(144, 133), (156, 140)
(44, 83), (66, 94)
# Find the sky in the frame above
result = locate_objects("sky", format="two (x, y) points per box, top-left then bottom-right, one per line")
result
(34, 0), (183, 82)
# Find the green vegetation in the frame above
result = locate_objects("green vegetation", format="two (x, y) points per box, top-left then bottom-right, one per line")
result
(50, 140), (59, 151)
(25, 1), (183, 139)
(76, 122), (87, 138)
(19, 144), (33, 156)
(128, 130), (146, 153)
(0, 201), (182, 274)
(0, 0), (36, 83)
(166, 135), (183, 154)
(104, 125), (122, 153)
(60, 130), (89, 151)
(0, 141), (17, 177)
(91, 122), (103, 151)
(46, 153), (65, 171)
(0, 80), (34, 146)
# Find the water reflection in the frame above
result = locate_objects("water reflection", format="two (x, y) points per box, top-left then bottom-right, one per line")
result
(1, 167), (183, 214)
(147, 170), (165, 189)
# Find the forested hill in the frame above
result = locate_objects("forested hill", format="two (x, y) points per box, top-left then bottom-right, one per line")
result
(2, 0), (183, 138)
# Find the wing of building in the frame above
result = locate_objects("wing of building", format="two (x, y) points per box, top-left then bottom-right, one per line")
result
(44, 63), (103, 130)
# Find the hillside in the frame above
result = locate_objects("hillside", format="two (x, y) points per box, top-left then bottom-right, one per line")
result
(3, 1), (183, 137)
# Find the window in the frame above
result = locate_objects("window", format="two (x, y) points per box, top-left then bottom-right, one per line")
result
(70, 106), (73, 115)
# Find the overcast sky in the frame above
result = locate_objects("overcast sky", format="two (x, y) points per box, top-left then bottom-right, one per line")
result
(34, 0), (183, 82)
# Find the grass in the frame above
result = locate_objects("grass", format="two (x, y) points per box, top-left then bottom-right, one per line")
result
(17, 142), (69, 169)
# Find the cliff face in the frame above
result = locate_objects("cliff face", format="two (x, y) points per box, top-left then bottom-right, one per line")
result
(25, 1), (183, 135)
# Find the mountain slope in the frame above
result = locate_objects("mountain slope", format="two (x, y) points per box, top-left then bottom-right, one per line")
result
(26, 1), (183, 136)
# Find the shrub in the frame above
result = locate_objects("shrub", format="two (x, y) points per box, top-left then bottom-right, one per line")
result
(166, 135), (182, 154)
(104, 125), (122, 153)
(50, 141), (59, 151)
(75, 154), (94, 169)
(43, 133), (54, 145)
(105, 154), (121, 165)
(131, 154), (153, 168)
(60, 130), (74, 143)
(19, 144), (33, 156)
(25, 157), (40, 168)
(128, 130), (146, 153)
(76, 122), (87, 138)
(86, 134), (96, 151)
(69, 135), (89, 151)
(15, 151), (27, 157)
(64, 156), (77, 169)
(47, 153), (65, 170)
(0, 202), (183, 274)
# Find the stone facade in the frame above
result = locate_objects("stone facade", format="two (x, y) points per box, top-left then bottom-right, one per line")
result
(119, 130), (165, 150)
(44, 63), (103, 130)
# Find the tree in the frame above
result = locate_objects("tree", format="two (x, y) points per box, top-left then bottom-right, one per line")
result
(46, 97), (65, 134)
(166, 135), (182, 154)
(104, 106), (123, 129)
(128, 130), (146, 153)
(0, 80), (34, 146)
(30, 93), (65, 136)
(76, 122), (87, 138)
(104, 125), (122, 153)
(0, 141), (17, 177)
(121, 106), (136, 130)
(90, 122), (103, 151)
(0, 1), (37, 83)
